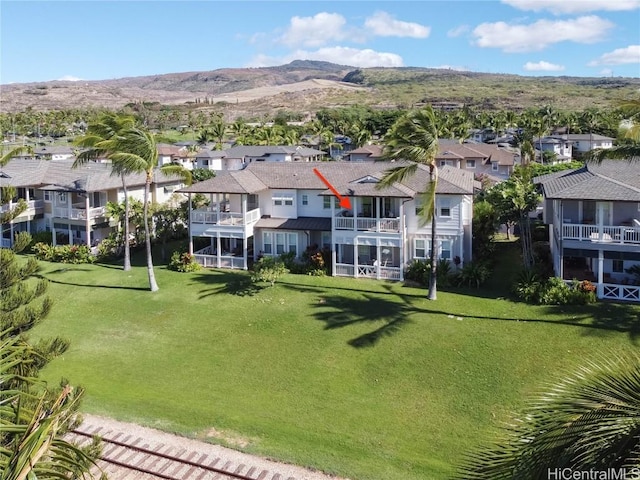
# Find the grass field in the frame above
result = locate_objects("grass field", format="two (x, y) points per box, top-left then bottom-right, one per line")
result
(31, 244), (640, 480)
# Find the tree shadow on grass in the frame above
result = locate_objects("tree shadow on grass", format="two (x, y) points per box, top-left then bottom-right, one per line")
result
(190, 270), (264, 299)
(39, 275), (150, 291)
(281, 281), (640, 347)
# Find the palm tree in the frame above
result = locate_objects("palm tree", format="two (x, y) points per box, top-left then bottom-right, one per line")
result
(588, 98), (640, 163)
(378, 107), (440, 300)
(100, 127), (191, 292)
(73, 113), (136, 270)
(455, 351), (640, 479)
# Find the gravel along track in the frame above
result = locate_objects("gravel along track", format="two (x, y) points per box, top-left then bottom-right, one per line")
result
(67, 414), (348, 480)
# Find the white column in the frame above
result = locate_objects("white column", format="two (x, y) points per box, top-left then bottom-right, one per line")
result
(597, 249), (604, 299)
(376, 241), (381, 280)
(332, 246), (337, 277)
(85, 194), (91, 245)
(188, 194), (193, 255)
(51, 217), (57, 246)
(216, 232), (221, 268)
(353, 197), (357, 231)
(354, 243), (358, 277)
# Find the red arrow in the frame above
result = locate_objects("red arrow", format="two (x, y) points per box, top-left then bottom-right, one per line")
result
(313, 167), (352, 210)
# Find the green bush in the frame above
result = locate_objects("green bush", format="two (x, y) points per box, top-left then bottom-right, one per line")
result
(29, 231), (53, 249)
(453, 261), (491, 288)
(515, 275), (597, 305)
(12, 231), (32, 253)
(437, 259), (452, 287)
(33, 243), (95, 264)
(405, 259), (430, 285)
(168, 251), (201, 273)
(251, 256), (288, 286)
(513, 269), (542, 303)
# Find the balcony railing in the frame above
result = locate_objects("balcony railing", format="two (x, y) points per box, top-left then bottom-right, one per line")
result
(53, 205), (107, 220)
(191, 208), (260, 226)
(334, 216), (401, 233)
(336, 263), (401, 280)
(602, 284), (640, 302)
(1, 199), (44, 215)
(562, 223), (640, 245)
(193, 249), (245, 269)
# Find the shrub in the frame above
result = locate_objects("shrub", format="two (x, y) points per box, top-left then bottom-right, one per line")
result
(33, 243), (95, 264)
(168, 251), (201, 273)
(513, 269), (542, 303)
(437, 259), (452, 287)
(12, 231), (32, 253)
(405, 259), (430, 285)
(251, 257), (288, 286)
(518, 276), (597, 305)
(453, 261), (491, 288)
(29, 231), (53, 249)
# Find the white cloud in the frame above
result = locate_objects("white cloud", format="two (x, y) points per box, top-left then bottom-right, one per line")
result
(523, 61), (565, 71)
(57, 75), (83, 82)
(473, 16), (613, 52)
(599, 68), (614, 76)
(364, 11), (430, 38)
(447, 25), (470, 38)
(588, 45), (640, 65)
(246, 47), (404, 69)
(279, 12), (348, 48)
(503, 0), (640, 14)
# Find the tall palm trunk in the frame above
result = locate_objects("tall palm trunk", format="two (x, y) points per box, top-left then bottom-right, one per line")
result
(121, 174), (131, 271)
(428, 165), (438, 301)
(143, 175), (159, 292)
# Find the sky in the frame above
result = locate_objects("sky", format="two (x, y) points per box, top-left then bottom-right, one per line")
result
(1, 0), (639, 84)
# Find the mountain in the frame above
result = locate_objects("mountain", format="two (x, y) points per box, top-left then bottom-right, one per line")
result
(1, 60), (638, 117)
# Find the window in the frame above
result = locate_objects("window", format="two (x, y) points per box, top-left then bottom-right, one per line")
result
(492, 162), (499, 171)
(58, 193), (67, 203)
(302, 194), (308, 206)
(323, 196), (331, 209)
(466, 159), (476, 168)
(321, 232), (331, 250)
(263, 232), (272, 254)
(275, 233), (286, 254)
(439, 198), (451, 218)
(415, 239), (431, 259)
(273, 194), (294, 207)
(439, 160), (446, 167)
(44, 191), (51, 202)
(441, 240), (452, 260)
(612, 260), (624, 273)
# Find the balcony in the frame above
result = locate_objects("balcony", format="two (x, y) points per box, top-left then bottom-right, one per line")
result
(561, 223), (640, 245)
(1, 199), (44, 218)
(193, 246), (245, 269)
(53, 204), (107, 220)
(334, 215), (401, 233)
(335, 263), (402, 280)
(191, 207), (260, 226)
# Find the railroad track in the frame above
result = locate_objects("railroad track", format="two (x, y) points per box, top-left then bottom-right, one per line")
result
(68, 427), (298, 480)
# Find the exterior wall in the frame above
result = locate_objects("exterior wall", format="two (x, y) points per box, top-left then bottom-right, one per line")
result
(270, 190), (297, 219)
(405, 195), (464, 234)
(297, 190), (328, 217)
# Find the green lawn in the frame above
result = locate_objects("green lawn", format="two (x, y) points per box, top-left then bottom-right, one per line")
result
(31, 246), (640, 480)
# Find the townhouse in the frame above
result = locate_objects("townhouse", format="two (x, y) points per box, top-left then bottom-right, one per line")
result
(535, 160), (640, 302)
(179, 161), (475, 280)
(193, 145), (326, 171)
(1, 158), (187, 248)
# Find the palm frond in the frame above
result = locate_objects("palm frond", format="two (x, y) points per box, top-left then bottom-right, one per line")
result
(455, 351), (640, 479)
(376, 164), (418, 188)
(586, 145), (640, 164)
(416, 182), (437, 227)
(159, 164), (193, 186)
(0, 146), (33, 168)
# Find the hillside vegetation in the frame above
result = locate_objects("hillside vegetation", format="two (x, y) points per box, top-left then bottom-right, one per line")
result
(2, 61), (638, 119)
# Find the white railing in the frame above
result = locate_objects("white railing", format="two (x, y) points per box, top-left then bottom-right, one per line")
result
(335, 264), (355, 276)
(562, 223), (640, 245)
(334, 216), (401, 233)
(602, 283), (640, 302)
(357, 265), (376, 277)
(191, 208), (260, 226)
(53, 206), (106, 220)
(380, 267), (402, 280)
(193, 253), (245, 269)
(0, 199), (44, 214)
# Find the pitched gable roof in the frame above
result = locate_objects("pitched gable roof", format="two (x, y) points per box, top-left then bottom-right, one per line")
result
(534, 160), (640, 201)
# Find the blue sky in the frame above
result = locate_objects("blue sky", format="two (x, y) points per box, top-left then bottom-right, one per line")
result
(1, 0), (639, 84)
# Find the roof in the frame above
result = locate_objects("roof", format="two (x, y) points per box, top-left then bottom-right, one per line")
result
(346, 145), (384, 159)
(219, 145), (325, 159)
(564, 134), (615, 142)
(534, 160), (640, 202)
(1, 158), (184, 192)
(255, 216), (332, 231)
(179, 161), (475, 197)
(436, 144), (516, 166)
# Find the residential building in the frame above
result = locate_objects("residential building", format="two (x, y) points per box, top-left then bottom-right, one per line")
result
(343, 144), (384, 162)
(435, 143), (516, 180)
(179, 162), (475, 281)
(533, 136), (573, 163)
(1, 158), (187, 248)
(565, 134), (614, 157)
(535, 160), (640, 302)
(193, 145), (326, 171)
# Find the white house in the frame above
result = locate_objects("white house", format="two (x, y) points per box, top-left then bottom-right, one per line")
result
(564, 134), (614, 156)
(179, 162), (475, 281)
(193, 145), (326, 171)
(534, 160), (640, 302)
(1, 158), (187, 248)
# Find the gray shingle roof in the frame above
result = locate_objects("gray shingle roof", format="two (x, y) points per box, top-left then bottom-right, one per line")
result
(1, 158), (183, 192)
(534, 160), (640, 201)
(179, 161), (475, 198)
(255, 216), (332, 231)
